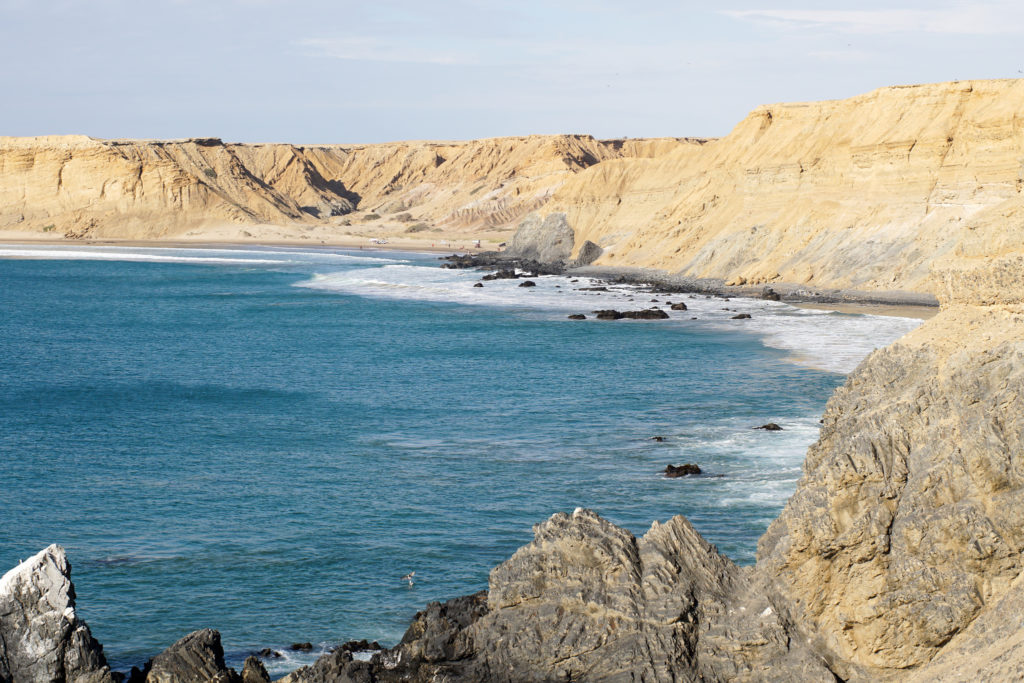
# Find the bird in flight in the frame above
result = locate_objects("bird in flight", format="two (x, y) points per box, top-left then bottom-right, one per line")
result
(402, 571), (415, 586)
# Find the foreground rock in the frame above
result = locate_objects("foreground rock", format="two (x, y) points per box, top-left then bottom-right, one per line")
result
(759, 295), (1024, 680)
(143, 629), (240, 683)
(0, 545), (114, 683)
(285, 510), (833, 682)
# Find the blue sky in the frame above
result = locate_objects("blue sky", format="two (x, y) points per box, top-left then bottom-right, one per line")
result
(2, 0), (1022, 143)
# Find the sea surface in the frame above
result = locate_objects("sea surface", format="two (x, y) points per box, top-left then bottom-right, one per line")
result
(0, 244), (922, 674)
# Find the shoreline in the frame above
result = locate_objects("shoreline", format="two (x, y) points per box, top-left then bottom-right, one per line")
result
(0, 239), (940, 319)
(568, 264), (940, 310)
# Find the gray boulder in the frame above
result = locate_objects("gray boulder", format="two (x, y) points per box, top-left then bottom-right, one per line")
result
(505, 213), (574, 264)
(0, 545), (114, 683)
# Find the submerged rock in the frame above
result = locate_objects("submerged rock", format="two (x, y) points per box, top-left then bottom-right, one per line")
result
(755, 423), (783, 431)
(665, 463), (702, 477)
(481, 269), (518, 281)
(670, 302), (688, 311)
(622, 308), (669, 319)
(567, 314), (586, 320)
(472, 282), (483, 287)
(732, 313), (752, 319)
(0, 545), (115, 683)
(593, 309), (623, 320)
(518, 280), (536, 287)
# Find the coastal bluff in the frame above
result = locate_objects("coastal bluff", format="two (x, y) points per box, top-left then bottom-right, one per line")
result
(0, 134), (683, 245)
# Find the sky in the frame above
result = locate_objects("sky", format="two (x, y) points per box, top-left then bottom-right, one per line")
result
(2, 0), (1023, 143)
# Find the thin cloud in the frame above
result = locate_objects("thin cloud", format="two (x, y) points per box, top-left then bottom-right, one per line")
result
(723, 4), (1024, 35)
(298, 37), (468, 65)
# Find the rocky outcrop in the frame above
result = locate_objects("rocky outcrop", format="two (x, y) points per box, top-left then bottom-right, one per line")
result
(757, 287), (1024, 679)
(143, 630), (240, 683)
(0, 545), (114, 683)
(283, 510), (833, 683)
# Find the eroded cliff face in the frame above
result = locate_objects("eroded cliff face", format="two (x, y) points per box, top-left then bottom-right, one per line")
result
(758, 258), (1024, 679)
(0, 134), (684, 241)
(543, 79), (1024, 295)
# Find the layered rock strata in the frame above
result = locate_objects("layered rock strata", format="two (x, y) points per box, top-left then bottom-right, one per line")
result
(0, 135), (682, 241)
(544, 79), (1024, 295)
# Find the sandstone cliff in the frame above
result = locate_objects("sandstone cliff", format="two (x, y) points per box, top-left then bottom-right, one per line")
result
(0, 135), (684, 243)
(542, 79), (1024, 296)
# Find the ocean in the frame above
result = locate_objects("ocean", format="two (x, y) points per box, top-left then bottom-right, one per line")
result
(0, 244), (922, 674)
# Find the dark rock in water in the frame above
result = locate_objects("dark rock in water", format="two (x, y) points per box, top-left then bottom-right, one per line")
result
(473, 282), (483, 287)
(570, 279), (579, 283)
(622, 308), (669, 320)
(241, 656), (270, 683)
(762, 287), (781, 301)
(567, 314), (586, 320)
(670, 302), (688, 311)
(579, 286), (609, 291)
(148, 629), (241, 683)
(732, 313), (752, 319)
(593, 309), (623, 320)
(756, 423), (784, 431)
(651, 436), (666, 442)
(481, 269), (518, 281)
(665, 463), (702, 477)
(290, 642), (315, 651)
(518, 280), (536, 287)
(0, 545), (116, 683)
(336, 639), (383, 654)
(255, 648), (282, 659)
(284, 592), (489, 683)
(650, 299), (659, 302)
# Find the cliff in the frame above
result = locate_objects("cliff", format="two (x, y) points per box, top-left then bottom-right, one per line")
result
(545, 79), (1024, 296)
(0, 135), (684, 243)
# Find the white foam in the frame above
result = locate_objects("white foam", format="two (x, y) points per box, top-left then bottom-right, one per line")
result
(296, 265), (922, 374)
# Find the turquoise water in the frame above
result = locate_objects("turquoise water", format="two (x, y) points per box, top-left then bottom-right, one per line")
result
(0, 245), (920, 674)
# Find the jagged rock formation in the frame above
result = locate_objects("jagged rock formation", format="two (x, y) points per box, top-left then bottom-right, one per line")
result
(141, 629), (240, 683)
(0, 135), (683, 242)
(284, 510), (834, 682)
(541, 79), (1024, 295)
(0, 545), (113, 683)
(758, 258), (1024, 680)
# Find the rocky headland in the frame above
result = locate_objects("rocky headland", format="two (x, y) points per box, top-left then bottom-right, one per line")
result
(3, 79), (1024, 681)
